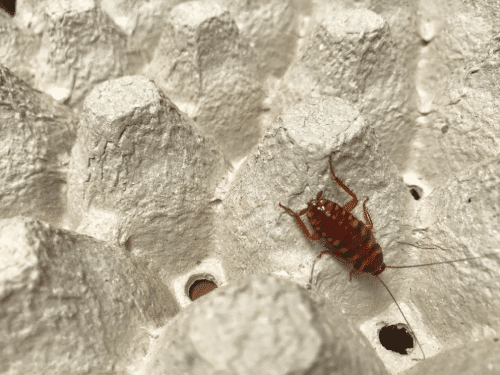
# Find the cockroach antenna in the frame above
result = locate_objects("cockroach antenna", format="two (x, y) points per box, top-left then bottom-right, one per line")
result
(282, 155), (500, 361)
(280, 155), (422, 358)
(375, 274), (425, 360)
(386, 252), (500, 270)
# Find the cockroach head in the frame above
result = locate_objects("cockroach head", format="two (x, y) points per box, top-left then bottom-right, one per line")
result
(373, 261), (386, 275)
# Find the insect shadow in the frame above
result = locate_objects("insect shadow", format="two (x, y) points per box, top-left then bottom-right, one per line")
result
(280, 154), (499, 360)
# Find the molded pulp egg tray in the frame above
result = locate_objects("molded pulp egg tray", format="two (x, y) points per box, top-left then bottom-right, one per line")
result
(1, 1), (500, 374)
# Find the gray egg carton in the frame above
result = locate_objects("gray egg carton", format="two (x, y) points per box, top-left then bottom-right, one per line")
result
(1, 1), (500, 375)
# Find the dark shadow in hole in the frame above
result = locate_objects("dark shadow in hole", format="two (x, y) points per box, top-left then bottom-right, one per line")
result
(0, 0), (15, 16)
(185, 274), (218, 301)
(379, 324), (414, 355)
(407, 185), (423, 200)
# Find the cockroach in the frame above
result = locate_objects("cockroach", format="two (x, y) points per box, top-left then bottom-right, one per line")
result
(279, 155), (498, 360)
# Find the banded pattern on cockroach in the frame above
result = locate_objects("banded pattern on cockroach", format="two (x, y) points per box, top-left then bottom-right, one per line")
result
(279, 155), (386, 278)
(279, 155), (499, 361)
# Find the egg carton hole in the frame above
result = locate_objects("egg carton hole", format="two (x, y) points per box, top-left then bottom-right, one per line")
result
(185, 274), (218, 301)
(378, 323), (415, 355)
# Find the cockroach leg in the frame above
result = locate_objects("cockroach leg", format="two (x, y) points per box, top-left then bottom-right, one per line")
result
(279, 203), (322, 241)
(361, 197), (373, 230)
(329, 157), (358, 213)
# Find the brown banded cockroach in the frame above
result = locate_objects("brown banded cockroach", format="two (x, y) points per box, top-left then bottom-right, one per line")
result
(279, 155), (499, 360)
